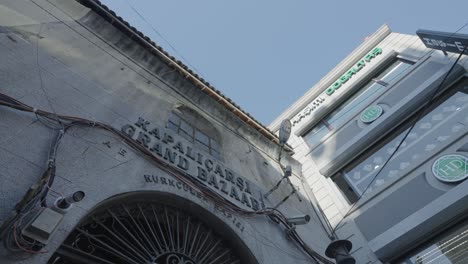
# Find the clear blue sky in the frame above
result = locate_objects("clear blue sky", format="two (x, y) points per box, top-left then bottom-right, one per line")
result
(100, 0), (468, 125)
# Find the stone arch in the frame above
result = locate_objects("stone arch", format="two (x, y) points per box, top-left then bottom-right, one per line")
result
(47, 191), (258, 264)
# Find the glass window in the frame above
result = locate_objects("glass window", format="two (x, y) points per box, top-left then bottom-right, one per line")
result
(399, 221), (468, 264)
(167, 112), (221, 158)
(167, 121), (178, 133)
(211, 140), (220, 153)
(211, 150), (221, 159)
(303, 59), (412, 149)
(195, 130), (210, 153)
(210, 139), (221, 159)
(343, 130), (408, 196)
(338, 80), (468, 202)
(195, 131), (209, 146)
(303, 121), (331, 147)
(167, 112), (180, 133)
(380, 61), (409, 82)
(195, 140), (210, 153)
(168, 112), (180, 125)
(179, 120), (194, 141)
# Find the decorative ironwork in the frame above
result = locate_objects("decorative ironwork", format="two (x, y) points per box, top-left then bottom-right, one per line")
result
(48, 200), (241, 264)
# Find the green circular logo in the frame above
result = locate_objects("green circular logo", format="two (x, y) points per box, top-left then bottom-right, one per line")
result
(432, 154), (468, 183)
(360, 105), (383, 123)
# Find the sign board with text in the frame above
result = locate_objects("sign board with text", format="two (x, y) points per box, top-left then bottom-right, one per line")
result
(360, 105), (383, 123)
(416, 29), (468, 54)
(122, 118), (266, 211)
(291, 47), (383, 127)
(432, 154), (468, 183)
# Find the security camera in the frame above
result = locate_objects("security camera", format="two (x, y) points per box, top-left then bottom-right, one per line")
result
(54, 191), (86, 212)
(57, 191), (85, 209)
(287, 215), (310, 226)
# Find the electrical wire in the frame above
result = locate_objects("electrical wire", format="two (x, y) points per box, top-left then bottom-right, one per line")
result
(0, 93), (333, 263)
(123, 0), (208, 80)
(330, 29), (468, 238)
(3, 185), (48, 253)
(35, 23), (63, 131)
(13, 1), (468, 258)
(33, 0), (283, 170)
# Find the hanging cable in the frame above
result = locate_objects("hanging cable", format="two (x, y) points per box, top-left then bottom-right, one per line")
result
(0, 93), (333, 263)
(124, 0), (208, 80)
(34, 23), (64, 130)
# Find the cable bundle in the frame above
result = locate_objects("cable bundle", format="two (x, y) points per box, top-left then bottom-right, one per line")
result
(0, 92), (333, 263)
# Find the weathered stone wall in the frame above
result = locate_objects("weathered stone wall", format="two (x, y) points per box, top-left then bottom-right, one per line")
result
(0, 0), (332, 263)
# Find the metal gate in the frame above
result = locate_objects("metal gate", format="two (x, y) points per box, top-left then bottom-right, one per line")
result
(48, 195), (244, 264)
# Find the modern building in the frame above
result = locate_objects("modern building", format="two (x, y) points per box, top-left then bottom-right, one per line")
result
(271, 25), (468, 263)
(0, 0), (335, 263)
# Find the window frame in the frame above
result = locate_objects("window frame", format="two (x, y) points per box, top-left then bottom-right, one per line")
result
(334, 78), (468, 204)
(394, 215), (468, 264)
(303, 58), (414, 151)
(167, 112), (221, 159)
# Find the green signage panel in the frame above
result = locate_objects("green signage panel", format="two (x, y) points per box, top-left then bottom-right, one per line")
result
(432, 154), (468, 183)
(291, 46), (383, 127)
(360, 105), (383, 123)
(325, 47), (382, 96)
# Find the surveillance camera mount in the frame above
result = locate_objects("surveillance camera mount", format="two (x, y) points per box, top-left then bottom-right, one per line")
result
(54, 191), (85, 213)
(287, 215), (311, 225)
(284, 214), (310, 239)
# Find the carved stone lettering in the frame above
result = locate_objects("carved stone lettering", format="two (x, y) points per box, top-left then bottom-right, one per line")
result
(135, 117), (150, 131)
(173, 141), (185, 154)
(163, 148), (177, 164)
(121, 124), (136, 137)
(148, 127), (161, 139)
(126, 118), (266, 211)
(197, 167), (207, 181)
(150, 142), (163, 156)
(205, 158), (214, 172)
(214, 164), (225, 178)
(241, 192), (252, 208)
(177, 156), (189, 171)
(208, 174), (220, 190)
(137, 132), (151, 147)
(230, 186), (240, 201)
(219, 180), (229, 194)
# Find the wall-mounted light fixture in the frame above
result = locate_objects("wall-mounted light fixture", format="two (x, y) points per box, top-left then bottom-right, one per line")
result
(325, 239), (356, 264)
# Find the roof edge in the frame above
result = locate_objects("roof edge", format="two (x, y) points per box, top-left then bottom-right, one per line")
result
(78, 0), (292, 151)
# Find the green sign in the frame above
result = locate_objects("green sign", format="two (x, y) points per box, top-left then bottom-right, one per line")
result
(432, 154), (468, 183)
(360, 105), (383, 123)
(326, 47), (382, 96)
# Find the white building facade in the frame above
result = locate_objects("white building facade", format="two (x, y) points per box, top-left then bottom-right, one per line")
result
(271, 25), (468, 263)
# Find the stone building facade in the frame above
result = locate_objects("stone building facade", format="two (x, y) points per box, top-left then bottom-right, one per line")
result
(0, 1), (333, 263)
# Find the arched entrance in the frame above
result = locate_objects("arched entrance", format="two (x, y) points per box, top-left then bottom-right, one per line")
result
(48, 192), (258, 264)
